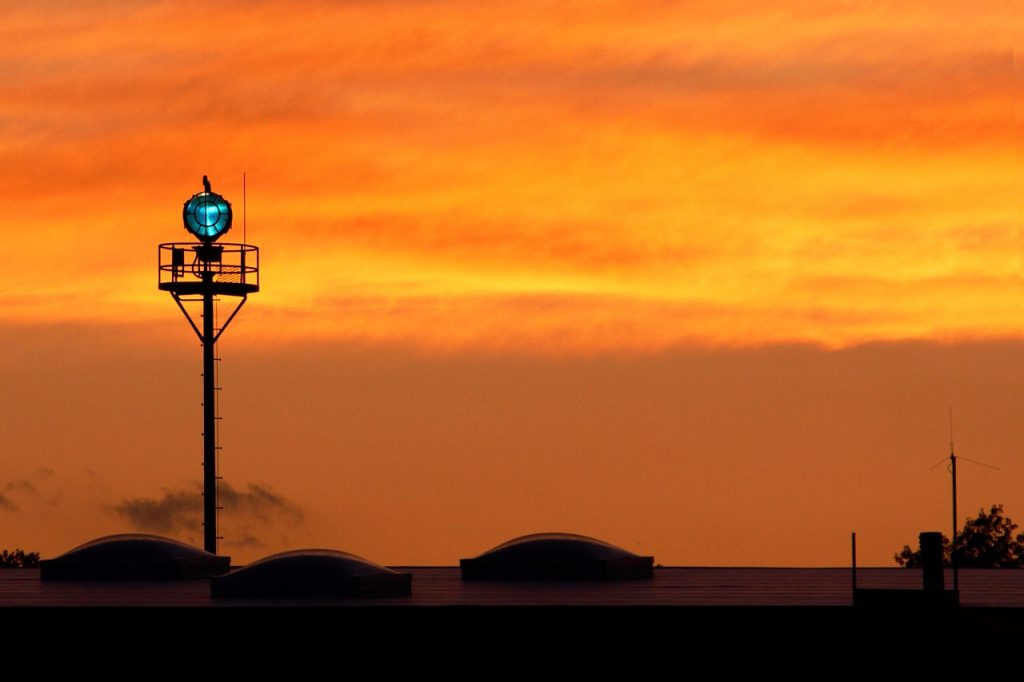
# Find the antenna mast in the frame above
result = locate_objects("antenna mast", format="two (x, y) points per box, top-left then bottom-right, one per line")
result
(949, 407), (958, 594)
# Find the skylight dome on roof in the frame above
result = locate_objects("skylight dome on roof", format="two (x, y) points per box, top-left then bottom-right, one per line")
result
(40, 534), (230, 581)
(211, 549), (412, 598)
(460, 532), (654, 580)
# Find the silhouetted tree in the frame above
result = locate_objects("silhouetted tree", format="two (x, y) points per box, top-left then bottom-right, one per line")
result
(894, 535), (950, 568)
(0, 549), (40, 568)
(894, 504), (1024, 568)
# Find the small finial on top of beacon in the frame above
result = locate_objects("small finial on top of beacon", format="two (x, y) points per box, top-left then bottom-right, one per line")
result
(203, 175), (212, 194)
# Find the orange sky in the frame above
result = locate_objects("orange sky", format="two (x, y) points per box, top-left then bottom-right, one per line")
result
(1, 1), (1021, 566)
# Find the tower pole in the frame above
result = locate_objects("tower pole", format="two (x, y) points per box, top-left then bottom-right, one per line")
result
(203, 271), (218, 554)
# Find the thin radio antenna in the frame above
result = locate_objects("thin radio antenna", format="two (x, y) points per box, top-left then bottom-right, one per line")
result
(949, 406), (958, 594)
(243, 172), (247, 245)
(949, 407), (954, 455)
(941, 408), (996, 596)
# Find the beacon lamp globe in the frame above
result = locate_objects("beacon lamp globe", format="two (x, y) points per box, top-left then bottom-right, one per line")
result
(182, 190), (232, 242)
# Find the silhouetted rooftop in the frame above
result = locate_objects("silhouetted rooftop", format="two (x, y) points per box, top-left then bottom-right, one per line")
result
(6, 567), (1024, 608)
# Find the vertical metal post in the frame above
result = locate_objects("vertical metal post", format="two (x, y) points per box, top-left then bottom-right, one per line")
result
(851, 532), (857, 596)
(203, 272), (217, 555)
(951, 451), (958, 592)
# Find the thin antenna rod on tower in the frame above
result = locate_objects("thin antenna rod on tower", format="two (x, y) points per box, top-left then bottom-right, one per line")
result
(243, 172), (247, 245)
(949, 407), (954, 455)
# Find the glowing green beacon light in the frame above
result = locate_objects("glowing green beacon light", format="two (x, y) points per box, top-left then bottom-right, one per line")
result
(182, 175), (232, 242)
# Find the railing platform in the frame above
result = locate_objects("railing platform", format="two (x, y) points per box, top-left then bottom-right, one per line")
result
(158, 242), (259, 296)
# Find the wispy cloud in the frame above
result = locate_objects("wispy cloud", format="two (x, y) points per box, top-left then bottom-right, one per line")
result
(113, 481), (304, 548)
(219, 483), (304, 526)
(5, 480), (37, 495)
(114, 487), (200, 534)
(1, 476), (59, 510)
(226, 532), (268, 550)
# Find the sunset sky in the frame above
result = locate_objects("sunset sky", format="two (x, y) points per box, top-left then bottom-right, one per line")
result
(1, 1), (1021, 567)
